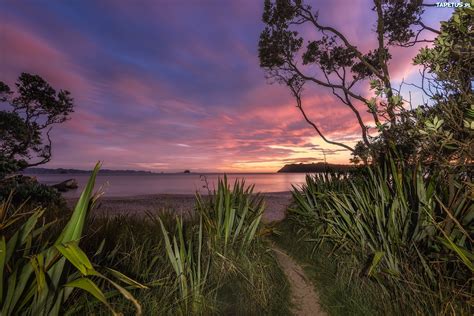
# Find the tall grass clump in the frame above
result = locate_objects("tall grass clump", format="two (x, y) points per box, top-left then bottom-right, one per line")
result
(77, 176), (290, 315)
(76, 212), (191, 315)
(289, 172), (353, 236)
(158, 216), (210, 314)
(289, 159), (472, 314)
(194, 176), (289, 315)
(0, 163), (145, 316)
(195, 176), (264, 253)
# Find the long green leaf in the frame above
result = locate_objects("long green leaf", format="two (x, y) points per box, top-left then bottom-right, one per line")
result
(367, 252), (384, 277)
(55, 162), (101, 245)
(0, 236), (5, 303)
(64, 278), (109, 307)
(56, 242), (97, 276)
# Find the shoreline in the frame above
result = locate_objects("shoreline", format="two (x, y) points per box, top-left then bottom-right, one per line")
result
(66, 191), (293, 223)
(65, 190), (293, 199)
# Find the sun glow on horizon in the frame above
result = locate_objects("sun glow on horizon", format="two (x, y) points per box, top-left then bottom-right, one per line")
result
(2, 0), (445, 173)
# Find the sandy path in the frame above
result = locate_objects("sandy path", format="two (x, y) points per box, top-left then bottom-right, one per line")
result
(271, 245), (326, 316)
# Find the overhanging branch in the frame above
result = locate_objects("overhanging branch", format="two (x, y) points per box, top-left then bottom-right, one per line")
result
(298, 5), (385, 80)
(286, 79), (355, 153)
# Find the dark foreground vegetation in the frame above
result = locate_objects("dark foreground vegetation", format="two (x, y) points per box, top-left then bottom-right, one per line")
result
(276, 161), (472, 315)
(278, 162), (354, 173)
(1, 161), (471, 315)
(0, 165), (290, 315)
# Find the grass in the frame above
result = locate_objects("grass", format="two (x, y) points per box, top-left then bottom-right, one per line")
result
(196, 176), (264, 254)
(0, 163), (145, 316)
(273, 219), (392, 316)
(284, 160), (473, 315)
(77, 212), (291, 315)
(7, 157), (468, 315)
(211, 239), (291, 315)
(1, 167), (292, 315)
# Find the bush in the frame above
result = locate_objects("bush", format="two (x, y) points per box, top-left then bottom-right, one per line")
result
(0, 175), (65, 209)
(196, 176), (265, 253)
(77, 177), (290, 315)
(0, 171), (291, 315)
(289, 161), (473, 314)
(0, 163), (144, 316)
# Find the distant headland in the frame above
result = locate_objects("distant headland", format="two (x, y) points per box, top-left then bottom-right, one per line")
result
(277, 162), (354, 173)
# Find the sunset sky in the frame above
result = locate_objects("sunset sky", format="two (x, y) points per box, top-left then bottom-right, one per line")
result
(1, 1), (453, 172)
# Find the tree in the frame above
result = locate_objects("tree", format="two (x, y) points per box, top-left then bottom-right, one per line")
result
(258, 0), (441, 163)
(411, 6), (473, 171)
(0, 73), (74, 176)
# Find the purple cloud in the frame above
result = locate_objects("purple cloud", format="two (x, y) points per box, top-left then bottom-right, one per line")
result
(0, 0), (452, 171)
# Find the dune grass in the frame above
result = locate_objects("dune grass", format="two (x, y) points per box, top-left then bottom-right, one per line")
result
(0, 171), (291, 315)
(281, 160), (473, 315)
(78, 212), (290, 315)
(0, 163), (145, 316)
(273, 219), (390, 316)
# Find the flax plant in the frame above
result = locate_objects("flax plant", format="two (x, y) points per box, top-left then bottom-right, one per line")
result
(0, 163), (145, 316)
(195, 176), (264, 253)
(158, 216), (209, 314)
(290, 159), (473, 313)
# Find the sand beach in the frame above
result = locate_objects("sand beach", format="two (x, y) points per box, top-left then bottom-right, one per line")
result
(67, 192), (293, 223)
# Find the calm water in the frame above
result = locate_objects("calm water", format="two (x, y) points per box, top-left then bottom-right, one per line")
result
(26, 173), (309, 198)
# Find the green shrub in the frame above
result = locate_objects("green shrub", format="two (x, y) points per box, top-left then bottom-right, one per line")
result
(158, 216), (210, 314)
(78, 213), (187, 315)
(77, 177), (289, 315)
(196, 176), (264, 254)
(0, 175), (65, 209)
(290, 161), (473, 314)
(0, 163), (145, 315)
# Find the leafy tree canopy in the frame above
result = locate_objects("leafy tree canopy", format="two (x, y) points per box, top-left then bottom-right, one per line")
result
(258, 0), (472, 169)
(0, 73), (74, 176)
(412, 6), (473, 170)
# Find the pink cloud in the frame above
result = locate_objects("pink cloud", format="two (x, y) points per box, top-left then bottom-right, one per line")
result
(0, 19), (93, 99)
(1, 1), (446, 172)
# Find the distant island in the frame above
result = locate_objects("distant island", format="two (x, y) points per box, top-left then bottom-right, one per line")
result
(278, 162), (355, 173)
(21, 165), (356, 174)
(22, 168), (155, 175)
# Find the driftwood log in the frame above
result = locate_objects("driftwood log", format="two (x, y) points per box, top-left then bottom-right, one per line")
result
(52, 179), (78, 192)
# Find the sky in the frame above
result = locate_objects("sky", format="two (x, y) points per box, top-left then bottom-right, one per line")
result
(0, 0), (453, 172)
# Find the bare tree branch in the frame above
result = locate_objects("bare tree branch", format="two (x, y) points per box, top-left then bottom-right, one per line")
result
(26, 127), (52, 168)
(417, 20), (441, 34)
(322, 69), (371, 148)
(285, 77), (355, 153)
(399, 27), (435, 47)
(297, 5), (386, 80)
(286, 59), (372, 107)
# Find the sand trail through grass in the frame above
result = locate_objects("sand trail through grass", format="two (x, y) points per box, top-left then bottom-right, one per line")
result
(271, 245), (326, 316)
